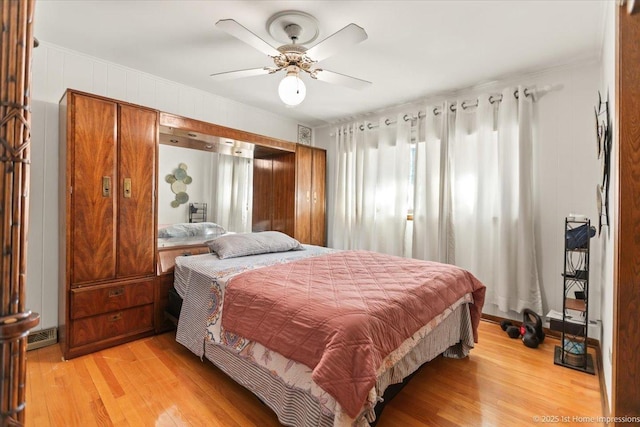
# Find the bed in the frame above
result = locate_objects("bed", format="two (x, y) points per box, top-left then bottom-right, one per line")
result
(173, 231), (486, 426)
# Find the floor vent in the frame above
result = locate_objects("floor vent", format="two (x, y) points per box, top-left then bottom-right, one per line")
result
(27, 327), (57, 351)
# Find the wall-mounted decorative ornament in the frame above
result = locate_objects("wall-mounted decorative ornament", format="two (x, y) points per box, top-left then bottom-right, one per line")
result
(594, 90), (611, 235)
(298, 124), (312, 145)
(165, 162), (192, 208)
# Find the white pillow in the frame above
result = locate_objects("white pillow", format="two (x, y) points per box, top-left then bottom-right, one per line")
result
(207, 231), (303, 259)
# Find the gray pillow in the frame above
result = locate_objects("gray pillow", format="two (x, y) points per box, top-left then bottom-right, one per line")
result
(207, 231), (303, 259)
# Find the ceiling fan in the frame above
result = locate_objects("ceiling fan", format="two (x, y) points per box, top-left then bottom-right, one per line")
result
(211, 11), (371, 106)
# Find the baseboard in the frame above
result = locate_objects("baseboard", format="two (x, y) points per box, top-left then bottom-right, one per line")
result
(594, 339), (611, 425)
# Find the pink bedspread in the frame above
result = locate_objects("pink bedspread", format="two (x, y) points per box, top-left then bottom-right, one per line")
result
(221, 250), (486, 418)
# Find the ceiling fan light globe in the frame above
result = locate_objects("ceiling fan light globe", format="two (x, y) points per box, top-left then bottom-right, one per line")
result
(278, 74), (306, 107)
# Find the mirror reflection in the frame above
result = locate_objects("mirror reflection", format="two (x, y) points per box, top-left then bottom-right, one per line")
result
(158, 126), (254, 247)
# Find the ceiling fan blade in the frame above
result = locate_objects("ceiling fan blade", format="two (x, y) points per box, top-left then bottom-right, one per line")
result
(305, 23), (367, 62)
(312, 69), (371, 90)
(210, 68), (272, 81)
(215, 19), (280, 57)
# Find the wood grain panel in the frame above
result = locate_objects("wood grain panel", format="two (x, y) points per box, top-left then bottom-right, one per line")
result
(311, 149), (326, 246)
(157, 246), (209, 274)
(69, 304), (153, 348)
(154, 274), (176, 333)
(70, 280), (154, 319)
(117, 105), (157, 278)
(613, 5), (640, 422)
(295, 145), (313, 243)
(71, 93), (117, 285)
(252, 158), (273, 232)
(272, 152), (296, 236)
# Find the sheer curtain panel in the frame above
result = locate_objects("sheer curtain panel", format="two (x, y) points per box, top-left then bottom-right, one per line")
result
(413, 88), (542, 314)
(332, 114), (412, 256)
(210, 154), (253, 233)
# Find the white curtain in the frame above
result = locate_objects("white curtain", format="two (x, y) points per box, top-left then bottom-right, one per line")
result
(332, 114), (412, 256)
(493, 87), (541, 314)
(413, 87), (542, 314)
(210, 154), (253, 233)
(412, 103), (454, 263)
(449, 94), (501, 302)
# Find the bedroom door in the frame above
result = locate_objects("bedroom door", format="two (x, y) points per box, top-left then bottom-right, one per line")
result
(613, 3), (640, 422)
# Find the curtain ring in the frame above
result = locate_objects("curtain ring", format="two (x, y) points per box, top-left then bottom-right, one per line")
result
(461, 100), (478, 110)
(359, 124), (364, 131)
(450, 104), (457, 112)
(433, 107), (440, 116)
(367, 122), (374, 130)
(489, 94), (503, 104)
(384, 118), (392, 126)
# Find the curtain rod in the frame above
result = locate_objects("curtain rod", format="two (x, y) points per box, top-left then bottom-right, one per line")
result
(334, 86), (538, 135)
(356, 111), (426, 131)
(433, 87), (532, 115)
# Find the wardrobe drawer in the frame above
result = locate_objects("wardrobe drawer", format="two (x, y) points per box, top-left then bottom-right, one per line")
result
(70, 280), (154, 319)
(157, 246), (209, 274)
(69, 304), (153, 348)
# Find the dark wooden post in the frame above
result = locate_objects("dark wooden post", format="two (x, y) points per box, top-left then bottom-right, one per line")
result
(0, 0), (40, 425)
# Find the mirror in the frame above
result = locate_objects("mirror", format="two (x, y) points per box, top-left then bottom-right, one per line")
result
(158, 125), (254, 247)
(156, 113), (298, 248)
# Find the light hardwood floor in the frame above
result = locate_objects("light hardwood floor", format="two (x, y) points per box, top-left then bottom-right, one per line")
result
(26, 320), (603, 426)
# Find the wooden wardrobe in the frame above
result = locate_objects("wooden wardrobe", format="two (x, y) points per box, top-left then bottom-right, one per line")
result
(59, 90), (158, 359)
(295, 144), (326, 246)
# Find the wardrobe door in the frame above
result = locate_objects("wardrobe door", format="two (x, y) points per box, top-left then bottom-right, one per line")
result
(295, 145), (313, 243)
(252, 158), (274, 231)
(310, 149), (326, 246)
(117, 105), (157, 278)
(272, 152), (296, 236)
(71, 94), (117, 285)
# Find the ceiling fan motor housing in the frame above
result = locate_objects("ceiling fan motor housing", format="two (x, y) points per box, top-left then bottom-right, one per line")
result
(284, 23), (302, 42)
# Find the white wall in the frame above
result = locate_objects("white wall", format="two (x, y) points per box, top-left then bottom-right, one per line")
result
(158, 145), (215, 225)
(27, 42), (303, 330)
(316, 59), (604, 328)
(598, 0), (617, 410)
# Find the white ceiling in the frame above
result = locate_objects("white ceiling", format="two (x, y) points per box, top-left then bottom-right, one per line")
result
(34, 0), (606, 127)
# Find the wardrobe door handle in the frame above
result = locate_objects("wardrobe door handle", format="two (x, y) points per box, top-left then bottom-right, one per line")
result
(313, 191), (317, 203)
(123, 178), (132, 198)
(102, 176), (111, 197)
(306, 191), (310, 202)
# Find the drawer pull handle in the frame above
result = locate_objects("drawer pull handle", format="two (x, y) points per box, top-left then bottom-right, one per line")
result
(108, 312), (123, 322)
(109, 288), (124, 297)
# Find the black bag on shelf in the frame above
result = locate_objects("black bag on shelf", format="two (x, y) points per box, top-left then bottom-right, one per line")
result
(566, 223), (596, 250)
